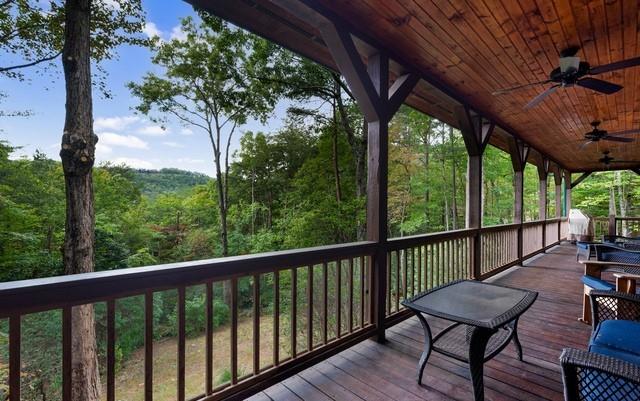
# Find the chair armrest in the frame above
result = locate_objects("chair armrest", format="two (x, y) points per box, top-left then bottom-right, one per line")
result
(613, 272), (640, 280)
(581, 260), (640, 275)
(589, 290), (640, 328)
(560, 348), (640, 401)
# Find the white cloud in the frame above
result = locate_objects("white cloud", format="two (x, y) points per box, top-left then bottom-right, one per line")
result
(137, 125), (168, 136)
(96, 143), (113, 157)
(94, 116), (139, 131)
(111, 157), (154, 169)
(163, 141), (185, 148)
(175, 158), (205, 164)
(169, 25), (187, 41)
(142, 22), (163, 40)
(179, 128), (194, 136)
(99, 132), (148, 149)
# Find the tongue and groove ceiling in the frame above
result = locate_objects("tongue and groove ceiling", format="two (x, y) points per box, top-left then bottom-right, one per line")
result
(190, 0), (640, 172)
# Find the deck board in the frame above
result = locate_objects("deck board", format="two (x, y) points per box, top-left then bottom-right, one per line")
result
(256, 243), (591, 401)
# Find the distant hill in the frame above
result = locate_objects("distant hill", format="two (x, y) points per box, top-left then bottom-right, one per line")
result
(133, 168), (211, 198)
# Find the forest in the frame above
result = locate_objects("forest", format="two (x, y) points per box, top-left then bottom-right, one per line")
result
(2, 3), (640, 401)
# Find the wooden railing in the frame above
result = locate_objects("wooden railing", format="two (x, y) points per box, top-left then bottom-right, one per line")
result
(593, 216), (640, 238)
(0, 242), (378, 401)
(1, 217), (569, 400)
(385, 229), (474, 320)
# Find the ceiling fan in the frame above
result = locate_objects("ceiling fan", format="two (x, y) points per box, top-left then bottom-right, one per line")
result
(598, 150), (640, 167)
(580, 121), (640, 149)
(493, 47), (640, 109)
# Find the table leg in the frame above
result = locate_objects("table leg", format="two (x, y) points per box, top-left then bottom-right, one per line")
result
(468, 327), (494, 401)
(414, 311), (433, 385)
(510, 319), (523, 361)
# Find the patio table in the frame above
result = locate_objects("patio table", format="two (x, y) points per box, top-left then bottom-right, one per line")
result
(402, 280), (538, 401)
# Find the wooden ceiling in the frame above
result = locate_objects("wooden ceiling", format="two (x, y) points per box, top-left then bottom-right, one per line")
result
(190, 0), (640, 172)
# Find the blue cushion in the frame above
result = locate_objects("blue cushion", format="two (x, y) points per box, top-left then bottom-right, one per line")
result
(589, 320), (640, 366)
(581, 275), (615, 291)
(577, 242), (591, 250)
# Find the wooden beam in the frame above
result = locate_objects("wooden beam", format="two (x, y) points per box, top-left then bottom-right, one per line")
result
(537, 158), (549, 222)
(564, 170), (572, 215)
(318, 21), (382, 122)
(554, 168), (562, 218)
(571, 172), (592, 189)
(387, 72), (419, 117)
(455, 106), (495, 157)
(507, 137), (530, 173)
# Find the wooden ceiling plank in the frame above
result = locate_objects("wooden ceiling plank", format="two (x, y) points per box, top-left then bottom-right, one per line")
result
(436, 0), (572, 135)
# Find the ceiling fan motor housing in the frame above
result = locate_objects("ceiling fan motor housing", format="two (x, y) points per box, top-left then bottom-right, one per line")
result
(550, 62), (590, 85)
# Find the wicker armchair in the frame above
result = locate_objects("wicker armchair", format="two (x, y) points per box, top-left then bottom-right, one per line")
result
(576, 241), (599, 262)
(561, 291), (640, 400)
(603, 235), (640, 251)
(595, 244), (640, 264)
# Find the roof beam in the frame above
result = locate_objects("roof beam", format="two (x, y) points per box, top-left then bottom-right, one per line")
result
(455, 105), (495, 157)
(388, 73), (419, 117)
(507, 137), (530, 172)
(571, 172), (592, 189)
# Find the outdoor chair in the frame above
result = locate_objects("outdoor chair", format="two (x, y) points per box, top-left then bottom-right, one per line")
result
(603, 235), (640, 251)
(576, 241), (599, 261)
(595, 243), (640, 264)
(561, 291), (640, 401)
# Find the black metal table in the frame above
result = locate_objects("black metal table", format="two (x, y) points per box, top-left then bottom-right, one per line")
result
(401, 280), (538, 401)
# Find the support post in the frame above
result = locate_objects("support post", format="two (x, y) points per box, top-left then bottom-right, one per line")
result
(315, 20), (418, 343)
(537, 159), (549, 248)
(564, 170), (572, 216)
(608, 215), (616, 236)
(456, 106), (494, 279)
(508, 138), (529, 264)
(553, 167), (562, 242)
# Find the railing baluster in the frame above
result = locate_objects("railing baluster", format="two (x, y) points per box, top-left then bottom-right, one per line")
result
(9, 315), (20, 401)
(145, 291), (153, 401)
(230, 279), (239, 382)
(178, 287), (186, 401)
(107, 300), (115, 401)
(322, 263), (328, 344)
(368, 256), (374, 324)
(291, 268), (298, 357)
(361, 256), (366, 327)
(62, 307), (72, 401)
(348, 258), (353, 333)
(253, 274), (260, 375)
(403, 249), (408, 301)
(273, 270), (280, 366)
(395, 251), (400, 312)
(385, 252), (390, 316)
(417, 246), (422, 293)
(336, 260), (341, 339)
(307, 265), (313, 351)
(205, 283), (213, 394)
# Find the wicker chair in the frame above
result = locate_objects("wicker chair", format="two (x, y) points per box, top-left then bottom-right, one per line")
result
(595, 244), (640, 264)
(561, 291), (640, 401)
(576, 241), (599, 262)
(603, 235), (640, 251)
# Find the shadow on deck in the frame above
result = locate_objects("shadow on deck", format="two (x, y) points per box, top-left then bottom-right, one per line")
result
(250, 243), (590, 401)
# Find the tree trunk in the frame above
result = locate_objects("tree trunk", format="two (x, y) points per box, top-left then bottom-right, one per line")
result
(449, 126), (458, 230)
(59, 1), (100, 400)
(332, 102), (342, 203)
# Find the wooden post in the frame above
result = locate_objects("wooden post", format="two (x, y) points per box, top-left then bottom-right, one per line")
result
(316, 20), (418, 343)
(553, 168), (562, 243)
(608, 214), (616, 236)
(537, 159), (549, 248)
(564, 170), (572, 216)
(508, 138), (529, 264)
(456, 106), (494, 279)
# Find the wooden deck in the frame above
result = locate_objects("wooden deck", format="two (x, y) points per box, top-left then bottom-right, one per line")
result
(249, 243), (591, 401)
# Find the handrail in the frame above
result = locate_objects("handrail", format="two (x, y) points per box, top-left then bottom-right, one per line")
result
(0, 240), (377, 317)
(387, 228), (476, 250)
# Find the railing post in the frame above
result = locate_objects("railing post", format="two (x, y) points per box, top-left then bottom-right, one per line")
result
(456, 106), (494, 280)
(508, 138), (529, 265)
(608, 215), (616, 236)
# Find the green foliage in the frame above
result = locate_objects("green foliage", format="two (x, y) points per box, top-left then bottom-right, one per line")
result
(132, 168), (210, 198)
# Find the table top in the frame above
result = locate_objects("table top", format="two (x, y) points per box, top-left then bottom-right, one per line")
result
(402, 280), (538, 329)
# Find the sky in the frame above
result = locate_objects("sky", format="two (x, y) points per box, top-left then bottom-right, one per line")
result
(0, 0), (288, 177)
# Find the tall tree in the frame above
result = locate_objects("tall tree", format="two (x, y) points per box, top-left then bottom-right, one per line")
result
(129, 14), (286, 257)
(59, 1), (100, 399)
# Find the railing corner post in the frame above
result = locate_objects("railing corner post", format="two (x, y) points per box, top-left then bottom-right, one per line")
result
(374, 245), (387, 343)
(472, 230), (482, 280)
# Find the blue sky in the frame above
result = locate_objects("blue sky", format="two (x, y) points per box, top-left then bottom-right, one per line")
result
(0, 0), (287, 176)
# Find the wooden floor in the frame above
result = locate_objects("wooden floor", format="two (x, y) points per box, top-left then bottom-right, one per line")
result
(250, 243), (591, 401)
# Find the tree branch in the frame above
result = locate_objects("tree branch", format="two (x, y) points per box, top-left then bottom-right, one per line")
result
(0, 50), (62, 73)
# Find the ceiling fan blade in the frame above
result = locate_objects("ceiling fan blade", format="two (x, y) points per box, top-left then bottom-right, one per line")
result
(492, 80), (551, 95)
(579, 141), (594, 150)
(589, 56), (640, 75)
(524, 85), (559, 109)
(576, 77), (622, 94)
(602, 136), (634, 143)
(608, 128), (640, 136)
